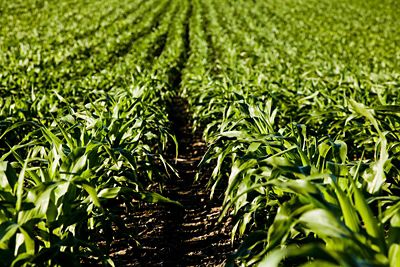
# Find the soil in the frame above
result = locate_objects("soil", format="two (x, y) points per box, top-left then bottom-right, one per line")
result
(107, 97), (237, 266)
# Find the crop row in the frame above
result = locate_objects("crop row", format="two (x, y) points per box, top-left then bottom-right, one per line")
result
(183, 0), (400, 266)
(0, 0), (190, 265)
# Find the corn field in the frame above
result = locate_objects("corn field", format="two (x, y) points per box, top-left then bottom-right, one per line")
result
(0, 0), (399, 266)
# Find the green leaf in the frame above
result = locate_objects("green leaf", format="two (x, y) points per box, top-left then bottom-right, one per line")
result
(389, 244), (400, 267)
(98, 187), (121, 199)
(0, 161), (18, 190)
(299, 209), (349, 238)
(16, 158), (28, 213)
(333, 140), (347, 163)
(349, 99), (380, 133)
(248, 142), (261, 152)
(352, 183), (385, 251)
(19, 227), (35, 254)
(373, 105), (400, 113)
(82, 184), (101, 208)
(257, 244), (335, 267)
(330, 176), (360, 232)
(11, 252), (33, 267)
(131, 191), (182, 207)
(0, 222), (19, 247)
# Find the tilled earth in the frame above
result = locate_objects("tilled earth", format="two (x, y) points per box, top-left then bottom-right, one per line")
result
(108, 98), (237, 266)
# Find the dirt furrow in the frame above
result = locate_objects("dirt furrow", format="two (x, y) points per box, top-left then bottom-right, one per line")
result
(108, 97), (236, 266)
